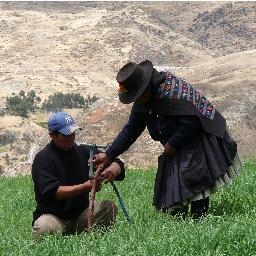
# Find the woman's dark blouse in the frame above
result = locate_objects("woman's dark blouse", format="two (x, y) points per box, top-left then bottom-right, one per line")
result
(106, 107), (202, 160)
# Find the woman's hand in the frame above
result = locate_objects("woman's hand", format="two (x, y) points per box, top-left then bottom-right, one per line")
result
(164, 142), (176, 156)
(100, 162), (121, 183)
(92, 152), (109, 167)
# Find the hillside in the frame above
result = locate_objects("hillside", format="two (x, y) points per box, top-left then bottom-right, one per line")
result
(148, 2), (256, 56)
(0, 1), (219, 107)
(0, 1), (255, 176)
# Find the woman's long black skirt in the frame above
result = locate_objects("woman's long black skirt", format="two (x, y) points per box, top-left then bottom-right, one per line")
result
(153, 130), (241, 210)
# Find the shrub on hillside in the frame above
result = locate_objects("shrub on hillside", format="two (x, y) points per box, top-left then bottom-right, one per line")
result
(5, 90), (38, 117)
(85, 94), (99, 108)
(0, 108), (5, 116)
(42, 92), (98, 112)
(4, 90), (99, 117)
(0, 131), (16, 146)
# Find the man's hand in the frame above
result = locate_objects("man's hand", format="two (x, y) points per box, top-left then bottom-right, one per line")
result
(164, 142), (176, 156)
(87, 178), (103, 192)
(100, 162), (121, 183)
(56, 177), (103, 200)
(92, 152), (109, 167)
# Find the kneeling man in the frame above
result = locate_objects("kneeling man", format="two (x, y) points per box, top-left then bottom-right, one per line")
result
(32, 111), (125, 239)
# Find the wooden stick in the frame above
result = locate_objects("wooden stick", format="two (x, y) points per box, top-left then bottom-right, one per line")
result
(87, 163), (104, 232)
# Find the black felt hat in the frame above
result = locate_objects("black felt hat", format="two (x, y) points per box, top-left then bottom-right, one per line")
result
(116, 60), (153, 104)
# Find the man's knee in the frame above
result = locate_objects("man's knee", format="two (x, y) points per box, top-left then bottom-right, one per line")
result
(75, 200), (118, 233)
(32, 214), (63, 239)
(94, 200), (118, 225)
(100, 199), (118, 218)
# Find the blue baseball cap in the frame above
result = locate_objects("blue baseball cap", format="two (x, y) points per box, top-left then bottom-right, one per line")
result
(48, 112), (82, 135)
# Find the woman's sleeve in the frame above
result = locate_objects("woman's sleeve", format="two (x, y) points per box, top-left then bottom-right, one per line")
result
(112, 158), (125, 181)
(168, 116), (202, 148)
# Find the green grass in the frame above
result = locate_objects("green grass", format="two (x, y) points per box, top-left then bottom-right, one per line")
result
(0, 160), (256, 256)
(34, 121), (48, 129)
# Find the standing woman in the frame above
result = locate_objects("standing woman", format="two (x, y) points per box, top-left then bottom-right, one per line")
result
(94, 60), (241, 219)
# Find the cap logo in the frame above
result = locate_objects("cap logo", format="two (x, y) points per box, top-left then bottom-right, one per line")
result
(65, 115), (72, 123)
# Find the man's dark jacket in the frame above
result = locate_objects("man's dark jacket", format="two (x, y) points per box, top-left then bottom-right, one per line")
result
(32, 141), (125, 225)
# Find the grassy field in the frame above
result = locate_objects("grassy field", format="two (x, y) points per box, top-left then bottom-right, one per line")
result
(0, 160), (255, 256)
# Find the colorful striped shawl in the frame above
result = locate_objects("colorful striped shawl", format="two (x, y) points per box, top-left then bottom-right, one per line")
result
(157, 73), (215, 120)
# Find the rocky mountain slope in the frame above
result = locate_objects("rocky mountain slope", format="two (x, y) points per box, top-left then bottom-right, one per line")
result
(148, 2), (256, 56)
(0, 1), (255, 176)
